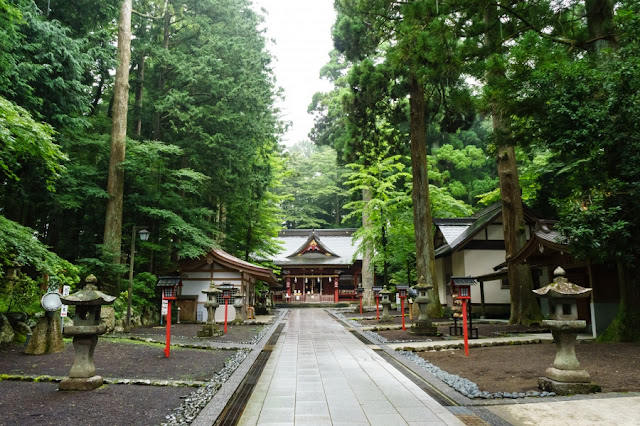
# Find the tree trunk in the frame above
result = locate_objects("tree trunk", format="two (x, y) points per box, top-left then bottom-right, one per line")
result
(408, 74), (442, 317)
(154, 2), (171, 141)
(103, 0), (132, 293)
(133, 54), (146, 137)
(361, 187), (375, 305)
(585, 0), (617, 53)
(484, 3), (541, 325)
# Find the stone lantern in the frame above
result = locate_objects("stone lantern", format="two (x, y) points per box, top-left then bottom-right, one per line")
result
(410, 276), (437, 335)
(379, 286), (392, 322)
(59, 275), (115, 391)
(233, 292), (245, 323)
(198, 281), (221, 337)
(533, 267), (600, 395)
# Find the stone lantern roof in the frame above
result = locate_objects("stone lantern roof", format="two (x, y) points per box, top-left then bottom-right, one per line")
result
(533, 267), (592, 299)
(60, 275), (116, 306)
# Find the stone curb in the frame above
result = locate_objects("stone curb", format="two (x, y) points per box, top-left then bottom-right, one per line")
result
(394, 337), (548, 352)
(0, 374), (205, 387)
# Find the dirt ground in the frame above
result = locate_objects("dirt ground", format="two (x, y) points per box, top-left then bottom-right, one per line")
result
(0, 323), (266, 425)
(120, 323), (264, 344)
(375, 322), (549, 342)
(417, 342), (640, 394)
(0, 339), (233, 381)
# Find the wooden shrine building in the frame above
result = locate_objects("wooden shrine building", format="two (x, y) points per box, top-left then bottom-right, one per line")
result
(272, 229), (362, 303)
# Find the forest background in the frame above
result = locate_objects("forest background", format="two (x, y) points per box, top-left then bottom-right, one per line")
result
(0, 0), (638, 340)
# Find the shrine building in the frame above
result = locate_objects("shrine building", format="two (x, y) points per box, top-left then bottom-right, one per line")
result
(272, 229), (362, 303)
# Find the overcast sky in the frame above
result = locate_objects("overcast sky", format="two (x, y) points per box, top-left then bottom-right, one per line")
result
(252, 0), (336, 146)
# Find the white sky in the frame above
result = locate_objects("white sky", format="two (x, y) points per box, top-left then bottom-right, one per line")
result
(252, 0), (336, 146)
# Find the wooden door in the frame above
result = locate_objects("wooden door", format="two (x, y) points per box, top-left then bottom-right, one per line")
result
(177, 298), (197, 322)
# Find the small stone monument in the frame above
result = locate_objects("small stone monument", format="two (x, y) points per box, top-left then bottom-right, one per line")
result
(25, 288), (65, 355)
(379, 286), (392, 322)
(533, 267), (600, 395)
(410, 276), (437, 335)
(198, 282), (222, 337)
(59, 275), (115, 391)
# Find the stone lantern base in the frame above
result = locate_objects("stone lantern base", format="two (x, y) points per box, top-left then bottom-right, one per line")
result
(538, 377), (601, 395)
(410, 321), (438, 336)
(197, 323), (222, 338)
(59, 375), (104, 391)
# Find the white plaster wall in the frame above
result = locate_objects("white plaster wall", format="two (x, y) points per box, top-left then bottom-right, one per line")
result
(452, 251), (466, 277)
(487, 224), (504, 240)
(463, 249), (510, 303)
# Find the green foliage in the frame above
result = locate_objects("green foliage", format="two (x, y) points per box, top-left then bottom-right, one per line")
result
(279, 142), (348, 229)
(0, 214), (79, 312)
(0, 96), (65, 190)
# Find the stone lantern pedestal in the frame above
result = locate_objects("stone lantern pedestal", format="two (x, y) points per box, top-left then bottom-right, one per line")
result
(233, 293), (245, 324)
(379, 286), (392, 322)
(410, 276), (437, 335)
(198, 283), (222, 338)
(534, 267), (601, 395)
(59, 275), (115, 391)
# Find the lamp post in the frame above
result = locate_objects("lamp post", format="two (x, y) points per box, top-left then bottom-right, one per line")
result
(157, 277), (180, 357)
(125, 227), (150, 333)
(219, 283), (233, 334)
(356, 284), (364, 315)
(396, 284), (409, 331)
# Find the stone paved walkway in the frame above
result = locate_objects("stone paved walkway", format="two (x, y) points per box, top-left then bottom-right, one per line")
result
(238, 309), (463, 425)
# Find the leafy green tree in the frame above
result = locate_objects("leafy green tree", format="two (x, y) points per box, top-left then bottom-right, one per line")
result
(279, 141), (348, 229)
(343, 154), (413, 287)
(503, 0), (640, 339)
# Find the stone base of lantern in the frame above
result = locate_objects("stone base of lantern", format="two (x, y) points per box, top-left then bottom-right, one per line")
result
(410, 321), (438, 336)
(197, 323), (222, 338)
(545, 367), (592, 383)
(538, 376), (601, 395)
(59, 375), (104, 391)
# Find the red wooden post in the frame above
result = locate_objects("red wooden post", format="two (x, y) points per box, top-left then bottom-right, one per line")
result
(224, 297), (229, 333)
(334, 277), (338, 303)
(375, 295), (380, 321)
(164, 301), (172, 357)
(401, 296), (406, 331)
(359, 295), (363, 315)
(462, 299), (469, 356)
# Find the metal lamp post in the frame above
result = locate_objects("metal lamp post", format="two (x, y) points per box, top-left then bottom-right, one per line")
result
(126, 227), (150, 333)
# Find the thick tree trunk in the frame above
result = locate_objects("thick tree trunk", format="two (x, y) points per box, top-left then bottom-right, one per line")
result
(103, 0), (132, 293)
(154, 3), (171, 141)
(408, 74), (442, 317)
(585, 0), (617, 52)
(133, 54), (146, 137)
(361, 187), (375, 305)
(485, 3), (541, 325)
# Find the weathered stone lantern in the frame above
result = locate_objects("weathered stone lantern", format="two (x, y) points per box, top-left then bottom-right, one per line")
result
(198, 281), (221, 337)
(59, 275), (115, 391)
(233, 292), (245, 323)
(533, 267), (600, 395)
(410, 276), (437, 335)
(379, 286), (392, 322)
